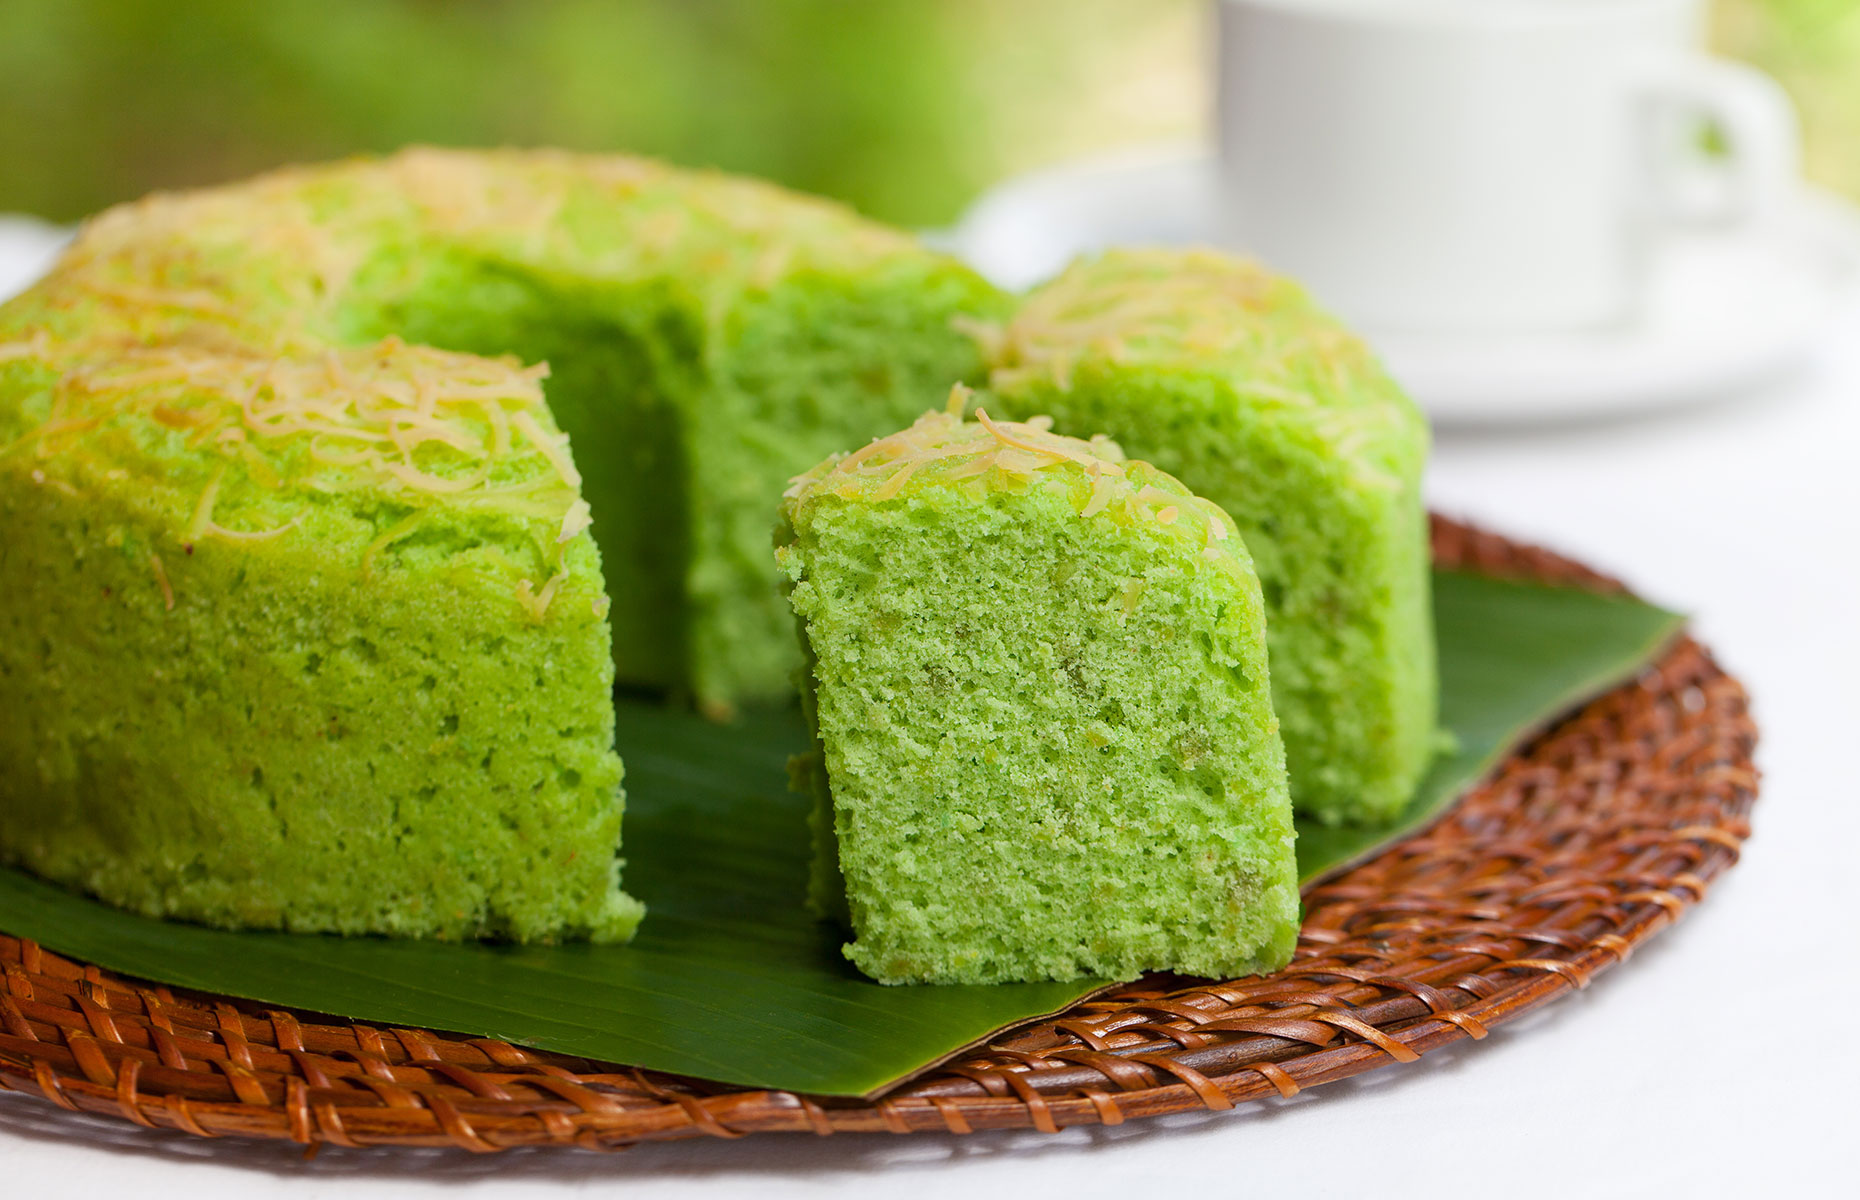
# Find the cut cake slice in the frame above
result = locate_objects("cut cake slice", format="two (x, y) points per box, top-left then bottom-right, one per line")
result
(0, 342), (640, 942)
(778, 394), (1299, 984)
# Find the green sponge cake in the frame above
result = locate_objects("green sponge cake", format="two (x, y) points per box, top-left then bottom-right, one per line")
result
(0, 340), (639, 941)
(778, 397), (1299, 984)
(0, 148), (1001, 940)
(979, 250), (1436, 824)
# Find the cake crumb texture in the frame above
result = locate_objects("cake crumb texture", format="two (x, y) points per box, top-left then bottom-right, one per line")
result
(779, 404), (1299, 984)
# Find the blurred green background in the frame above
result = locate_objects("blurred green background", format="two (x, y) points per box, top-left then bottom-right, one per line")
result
(0, 0), (1853, 227)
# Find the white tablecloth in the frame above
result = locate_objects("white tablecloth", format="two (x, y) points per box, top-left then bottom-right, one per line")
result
(2, 235), (1854, 1199)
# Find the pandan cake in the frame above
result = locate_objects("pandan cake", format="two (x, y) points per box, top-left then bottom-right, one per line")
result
(778, 396), (1300, 984)
(978, 250), (1436, 824)
(0, 339), (639, 941)
(0, 148), (1001, 940)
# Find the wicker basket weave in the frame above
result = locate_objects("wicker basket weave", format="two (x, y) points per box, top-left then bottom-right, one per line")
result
(0, 516), (1758, 1152)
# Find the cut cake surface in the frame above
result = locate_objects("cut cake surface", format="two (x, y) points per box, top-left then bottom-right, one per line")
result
(778, 398), (1300, 984)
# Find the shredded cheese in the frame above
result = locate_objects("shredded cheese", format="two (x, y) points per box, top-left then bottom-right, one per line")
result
(203, 515), (303, 542)
(0, 329), (53, 364)
(149, 552), (174, 611)
(1080, 470), (1119, 518)
(514, 571), (568, 623)
(510, 407), (580, 488)
(8, 327), (592, 619)
(871, 459), (921, 501)
(185, 465), (227, 541)
(787, 407), (1224, 553)
(557, 498), (593, 545)
(361, 511), (427, 577)
(976, 250), (1381, 412)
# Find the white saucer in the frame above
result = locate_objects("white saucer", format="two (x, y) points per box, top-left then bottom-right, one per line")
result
(947, 146), (1860, 424)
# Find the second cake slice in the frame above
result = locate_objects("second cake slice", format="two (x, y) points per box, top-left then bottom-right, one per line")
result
(778, 395), (1299, 984)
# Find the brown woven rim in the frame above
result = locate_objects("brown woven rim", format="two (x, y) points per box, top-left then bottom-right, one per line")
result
(0, 515), (1758, 1153)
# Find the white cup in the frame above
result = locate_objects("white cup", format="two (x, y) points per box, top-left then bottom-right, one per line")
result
(1215, 0), (1801, 334)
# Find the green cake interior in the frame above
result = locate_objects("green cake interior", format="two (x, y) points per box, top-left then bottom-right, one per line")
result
(780, 406), (1300, 984)
(981, 250), (1437, 824)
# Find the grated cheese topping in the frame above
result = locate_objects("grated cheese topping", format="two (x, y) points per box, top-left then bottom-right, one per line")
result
(968, 249), (1376, 405)
(148, 552), (174, 612)
(1, 330), (589, 616)
(784, 386), (1243, 557)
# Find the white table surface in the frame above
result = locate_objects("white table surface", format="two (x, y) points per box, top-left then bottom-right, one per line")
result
(2, 242), (1855, 1199)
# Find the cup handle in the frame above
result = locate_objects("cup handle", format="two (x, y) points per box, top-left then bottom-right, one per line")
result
(1638, 54), (1801, 229)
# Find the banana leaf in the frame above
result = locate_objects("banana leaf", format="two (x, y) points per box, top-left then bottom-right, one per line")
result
(0, 568), (1683, 1097)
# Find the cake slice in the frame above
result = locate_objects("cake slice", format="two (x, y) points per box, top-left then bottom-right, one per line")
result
(0, 341), (640, 942)
(777, 395), (1299, 985)
(978, 249), (1436, 824)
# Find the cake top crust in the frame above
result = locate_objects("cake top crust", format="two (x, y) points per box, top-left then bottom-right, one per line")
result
(781, 387), (1249, 575)
(0, 148), (957, 618)
(972, 248), (1428, 489)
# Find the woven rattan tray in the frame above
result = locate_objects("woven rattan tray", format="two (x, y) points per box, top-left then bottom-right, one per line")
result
(0, 516), (1758, 1152)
